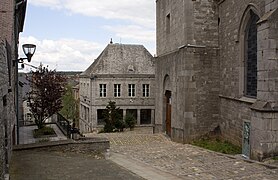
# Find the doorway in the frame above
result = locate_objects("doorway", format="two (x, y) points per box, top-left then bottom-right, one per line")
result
(165, 90), (172, 136)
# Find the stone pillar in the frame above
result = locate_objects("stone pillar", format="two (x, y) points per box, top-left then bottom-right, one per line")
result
(250, 7), (278, 160)
(151, 109), (155, 125)
(123, 109), (126, 118)
(250, 110), (278, 160)
(137, 109), (141, 125)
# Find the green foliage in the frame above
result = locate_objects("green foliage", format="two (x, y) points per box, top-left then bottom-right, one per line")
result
(103, 101), (125, 132)
(60, 84), (79, 123)
(27, 65), (66, 129)
(125, 113), (136, 130)
(191, 137), (241, 155)
(33, 126), (56, 138)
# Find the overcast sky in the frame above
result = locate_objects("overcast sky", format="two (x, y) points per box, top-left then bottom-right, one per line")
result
(19, 0), (156, 72)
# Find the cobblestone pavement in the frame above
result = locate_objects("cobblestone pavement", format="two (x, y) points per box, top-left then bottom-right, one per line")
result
(87, 132), (278, 180)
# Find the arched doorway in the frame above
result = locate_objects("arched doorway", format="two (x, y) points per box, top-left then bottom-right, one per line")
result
(165, 90), (171, 136)
(163, 75), (171, 136)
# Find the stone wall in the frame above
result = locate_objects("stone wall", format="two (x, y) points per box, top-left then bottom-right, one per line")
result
(0, 0), (26, 177)
(0, 0), (14, 43)
(0, 39), (8, 180)
(219, 97), (253, 146)
(156, 0), (219, 56)
(155, 46), (220, 143)
(218, 0), (278, 159)
(156, 0), (278, 160)
(218, 0), (264, 98)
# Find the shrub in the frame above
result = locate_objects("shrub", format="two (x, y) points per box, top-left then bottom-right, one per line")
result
(33, 126), (56, 138)
(125, 113), (136, 130)
(103, 101), (124, 132)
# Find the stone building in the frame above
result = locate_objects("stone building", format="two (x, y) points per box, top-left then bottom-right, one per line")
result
(79, 43), (155, 133)
(155, 0), (278, 160)
(0, 0), (27, 178)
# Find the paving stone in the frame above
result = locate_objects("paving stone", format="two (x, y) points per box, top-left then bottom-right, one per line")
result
(87, 132), (278, 179)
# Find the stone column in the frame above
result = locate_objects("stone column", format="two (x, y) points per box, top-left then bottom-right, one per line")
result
(137, 109), (141, 125)
(151, 109), (155, 125)
(123, 109), (126, 118)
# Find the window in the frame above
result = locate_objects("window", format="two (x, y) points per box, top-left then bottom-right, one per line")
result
(140, 109), (152, 124)
(97, 109), (105, 125)
(126, 109), (137, 121)
(128, 84), (135, 97)
(245, 11), (259, 98)
(142, 84), (150, 97)
(166, 13), (170, 34)
(114, 84), (121, 97)
(99, 84), (106, 97)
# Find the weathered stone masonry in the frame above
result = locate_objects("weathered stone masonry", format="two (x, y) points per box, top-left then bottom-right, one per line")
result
(155, 47), (220, 143)
(1, 0), (27, 178)
(155, 0), (220, 143)
(155, 0), (278, 160)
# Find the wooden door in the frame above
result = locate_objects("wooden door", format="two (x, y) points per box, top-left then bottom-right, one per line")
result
(165, 91), (171, 136)
(166, 103), (171, 136)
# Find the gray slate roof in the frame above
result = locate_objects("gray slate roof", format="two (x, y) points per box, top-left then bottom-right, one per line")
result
(81, 44), (154, 78)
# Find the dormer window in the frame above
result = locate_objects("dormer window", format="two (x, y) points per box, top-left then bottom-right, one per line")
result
(128, 65), (134, 72)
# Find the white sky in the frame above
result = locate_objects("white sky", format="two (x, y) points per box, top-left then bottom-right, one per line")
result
(19, 0), (156, 72)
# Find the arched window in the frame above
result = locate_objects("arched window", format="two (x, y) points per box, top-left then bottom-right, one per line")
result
(245, 10), (259, 98)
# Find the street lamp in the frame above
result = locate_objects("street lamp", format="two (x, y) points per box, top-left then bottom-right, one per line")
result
(22, 44), (36, 62)
(15, 43), (36, 144)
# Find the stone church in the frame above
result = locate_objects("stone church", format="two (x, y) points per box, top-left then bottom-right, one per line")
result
(79, 43), (155, 133)
(155, 0), (278, 160)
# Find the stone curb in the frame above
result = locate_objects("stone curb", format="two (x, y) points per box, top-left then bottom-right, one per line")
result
(13, 138), (110, 153)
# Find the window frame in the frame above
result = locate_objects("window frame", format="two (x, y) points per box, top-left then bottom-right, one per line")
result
(114, 84), (121, 97)
(99, 84), (107, 97)
(128, 84), (136, 97)
(142, 84), (150, 97)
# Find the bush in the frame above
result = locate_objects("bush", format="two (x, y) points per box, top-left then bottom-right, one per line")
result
(33, 126), (56, 138)
(125, 113), (136, 130)
(103, 101), (124, 132)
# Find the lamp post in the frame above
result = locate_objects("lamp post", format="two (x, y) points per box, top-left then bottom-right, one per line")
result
(15, 43), (36, 144)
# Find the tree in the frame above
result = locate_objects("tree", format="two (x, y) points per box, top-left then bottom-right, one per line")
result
(60, 84), (79, 123)
(124, 113), (136, 130)
(103, 101), (124, 132)
(27, 66), (66, 129)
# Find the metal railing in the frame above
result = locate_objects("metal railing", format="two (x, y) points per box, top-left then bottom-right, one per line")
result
(57, 113), (71, 138)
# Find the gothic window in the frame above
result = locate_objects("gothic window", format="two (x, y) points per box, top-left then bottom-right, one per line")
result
(99, 84), (106, 97)
(245, 11), (259, 98)
(128, 84), (135, 97)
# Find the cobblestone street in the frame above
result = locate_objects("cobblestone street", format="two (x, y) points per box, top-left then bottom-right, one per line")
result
(87, 132), (278, 180)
